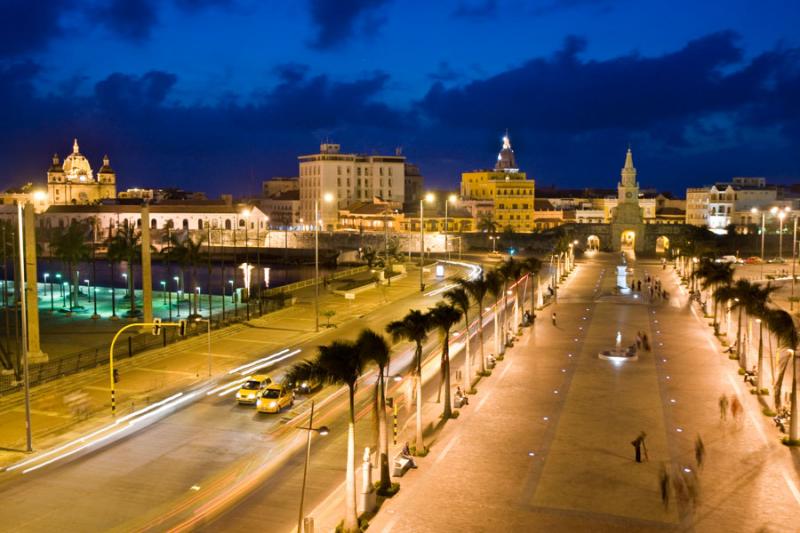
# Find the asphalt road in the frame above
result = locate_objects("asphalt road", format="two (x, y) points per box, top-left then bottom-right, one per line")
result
(0, 259), (513, 532)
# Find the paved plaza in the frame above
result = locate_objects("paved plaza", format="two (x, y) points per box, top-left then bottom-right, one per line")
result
(367, 253), (800, 532)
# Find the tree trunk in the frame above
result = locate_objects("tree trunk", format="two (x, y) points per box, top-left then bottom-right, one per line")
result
(790, 351), (798, 441)
(110, 260), (116, 317)
(129, 260), (136, 313)
(463, 312), (471, 392)
(477, 306), (486, 374)
(757, 320), (764, 392)
(377, 371), (390, 491)
(415, 346), (424, 451)
(493, 298), (500, 356)
(736, 306), (743, 367)
(442, 333), (451, 419)
(344, 387), (358, 532)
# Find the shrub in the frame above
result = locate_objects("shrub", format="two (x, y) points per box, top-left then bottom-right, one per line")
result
(478, 370), (493, 377)
(375, 481), (400, 497)
(409, 445), (429, 457)
(738, 368), (746, 375)
(496, 354), (505, 361)
(781, 437), (800, 447)
(760, 388), (769, 395)
(467, 387), (478, 395)
(762, 407), (777, 417)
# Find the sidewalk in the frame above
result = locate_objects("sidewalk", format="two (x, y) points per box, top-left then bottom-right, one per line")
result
(0, 262), (448, 468)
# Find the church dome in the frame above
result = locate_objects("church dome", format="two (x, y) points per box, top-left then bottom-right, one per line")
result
(62, 138), (93, 181)
(495, 132), (518, 172)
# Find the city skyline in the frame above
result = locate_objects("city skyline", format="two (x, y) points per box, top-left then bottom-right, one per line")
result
(0, 1), (798, 195)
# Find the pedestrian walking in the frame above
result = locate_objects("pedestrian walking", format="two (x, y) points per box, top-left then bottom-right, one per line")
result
(551, 312), (557, 326)
(718, 394), (729, 421)
(632, 434), (643, 463)
(731, 397), (743, 422)
(636, 332), (642, 350)
(637, 280), (642, 291)
(659, 463), (670, 509)
(642, 334), (651, 351)
(694, 435), (705, 469)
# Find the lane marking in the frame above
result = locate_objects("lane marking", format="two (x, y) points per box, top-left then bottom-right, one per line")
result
(783, 472), (800, 506)
(499, 360), (514, 381)
(475, 390), (492, 413)
(435, 435), (461, 465)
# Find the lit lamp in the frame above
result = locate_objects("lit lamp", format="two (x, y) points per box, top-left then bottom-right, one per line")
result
(445, 194), (457, 261)
(420, 193), (435, 292)
(314, 192), (334, 332)
(751, 207), (766, 278)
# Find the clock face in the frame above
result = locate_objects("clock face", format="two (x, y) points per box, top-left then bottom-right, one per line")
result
(626, 192), (632, 198)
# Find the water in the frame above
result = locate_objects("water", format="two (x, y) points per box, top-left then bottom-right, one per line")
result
(29, 259), (337, 295)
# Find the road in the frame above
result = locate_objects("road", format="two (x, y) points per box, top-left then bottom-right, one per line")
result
(0, 259), (507, 532)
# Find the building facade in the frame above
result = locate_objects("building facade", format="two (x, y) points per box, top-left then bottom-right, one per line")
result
(685, 177), (778, 233)
(460, 134), (535, 232)
(298, 143), (406, 229)
(47, 139), (117, 205)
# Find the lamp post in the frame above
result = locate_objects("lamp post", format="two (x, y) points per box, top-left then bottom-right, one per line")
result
(420, 193), (434, 292)
(16, 202), (32, 452)
(489, 235), (498, 253)
(792, 215), (798, 311)
(122, 272), (128, 297)
(752, 207), (766, 279)
(48, 274), (54, 312)
(315, 193), (334, 332)
(160, 280), (166, 304)
(229, 279), (237, 318)
(297, 400), (330, 533)
(241, 208), (251, 321)
(445, 194), (457, 261)
(43, 273), (49, 296)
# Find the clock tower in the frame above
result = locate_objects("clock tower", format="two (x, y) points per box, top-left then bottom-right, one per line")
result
(618, 147), (639, 205)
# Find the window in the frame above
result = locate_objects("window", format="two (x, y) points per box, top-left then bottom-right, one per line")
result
(198, 220), (204, 230)
(388, 168), (392, 176)
(182, 219), (189, 229)
(225, 219), (232, 230)
(337, 166), (341, 175)
(151, 219), (157, 229)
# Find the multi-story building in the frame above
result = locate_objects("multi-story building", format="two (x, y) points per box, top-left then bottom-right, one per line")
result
(257, 190), (300, 228)
(0, 183), (50, 213)
(403, 163), (424, 210)
(262, 177), (299, 198)
(298, 143), (406, 229)
(685, 177), (778, 233)
(47, 139), (117, 205)
(460, 134), (535, 232)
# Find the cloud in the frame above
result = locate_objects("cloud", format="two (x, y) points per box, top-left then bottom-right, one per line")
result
(0, 0), (72, 58)
(531, 0), (617, 16)
(0, 31), (798, 196)
(452, 0), (497, 18)
(88, 0), (159, 42)
(308, 0), (390, 50)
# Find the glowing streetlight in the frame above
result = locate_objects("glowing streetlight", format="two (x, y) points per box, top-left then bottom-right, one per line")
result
(314, 193), (335, 332)
(445, 194), (457, 261)
(420, 193), (435, 292)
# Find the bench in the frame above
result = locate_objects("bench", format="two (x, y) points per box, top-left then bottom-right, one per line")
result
(454, 395), (467, 408)
(392, 455), (412, 477)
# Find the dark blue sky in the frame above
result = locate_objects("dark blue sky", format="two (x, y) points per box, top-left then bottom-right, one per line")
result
(2, 0), (799, 196)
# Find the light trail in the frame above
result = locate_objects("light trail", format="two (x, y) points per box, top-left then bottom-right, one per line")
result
(229, 348), (290, 375)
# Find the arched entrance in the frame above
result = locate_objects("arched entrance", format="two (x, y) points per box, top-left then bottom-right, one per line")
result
(620, 230), (636, 251)
(656, 235), (670, 254)
(587, 235), (600, 251)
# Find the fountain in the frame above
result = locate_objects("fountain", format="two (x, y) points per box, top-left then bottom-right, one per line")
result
(599, 330), (639, 362)
(617, 253), (631, 294)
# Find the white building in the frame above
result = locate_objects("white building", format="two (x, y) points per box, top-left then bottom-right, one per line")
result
(47, 139), (117, 205)
(298, 143), (406, 229)
(686, 177), (778, 233)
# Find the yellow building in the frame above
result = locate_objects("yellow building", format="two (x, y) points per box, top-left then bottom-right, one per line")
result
(460, 134), (535, 232)
(47, 138), (117, 205)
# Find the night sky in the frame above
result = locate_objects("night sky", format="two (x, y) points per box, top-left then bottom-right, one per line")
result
(2, 0), (799, 196)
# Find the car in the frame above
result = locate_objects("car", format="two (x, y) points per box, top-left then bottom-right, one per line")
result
(236, 374), (273, 405)
(715, 255), (741, 264)
(256, 384), (294, 413)
(767, 257), (786, 264)
(745, 256), (763, 264)
(288, 376), (321, 395)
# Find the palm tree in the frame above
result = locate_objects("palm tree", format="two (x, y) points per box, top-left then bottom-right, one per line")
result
(181, 234), (206, 316)
(111, 225), (143, 316)
(697, 261), (734, 332)
(427, 302), (462, 420)
(356, 328), (392, 492)
(745, 283), (778, 392)
(445, 286), (472, 392)
(766, 309), (799, 441)
(477, 213), (498, 235)
(729, 279), (754, 367)
(485, 269), (504, 357)
(50, 222), (90, 311)
(459, 274), (488, 375)
(106, 233), (126, 319)
(520, 257), (542, 316)
(288, 341), (364, 531)
(386, 309), (431, 451)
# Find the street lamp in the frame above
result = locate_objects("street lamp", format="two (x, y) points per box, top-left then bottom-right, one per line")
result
(445, 194), (457, 261)
(297, 400), (330, 533)
(122, 272), (128, 297)
(315, 192), (334, 332)
(47, 273), (55, 312)
(160, 280), (166, 304)
(489, 235), (498, 253)
(84, 279), (90, 298)
(751, 207), (766, 278)
(420, 192), (435, 292)
(229, 279), (237, 318)
(43, 273), (49, 295)
(241, 208), (251, 321)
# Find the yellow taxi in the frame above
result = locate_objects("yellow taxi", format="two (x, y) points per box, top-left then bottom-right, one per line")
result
(236, 374), (273, 405)
(256, 384), (294, 414)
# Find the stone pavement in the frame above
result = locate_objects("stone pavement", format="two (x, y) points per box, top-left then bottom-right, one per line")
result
(0, 262), (446, 467)
(365, 253), (800, 533)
